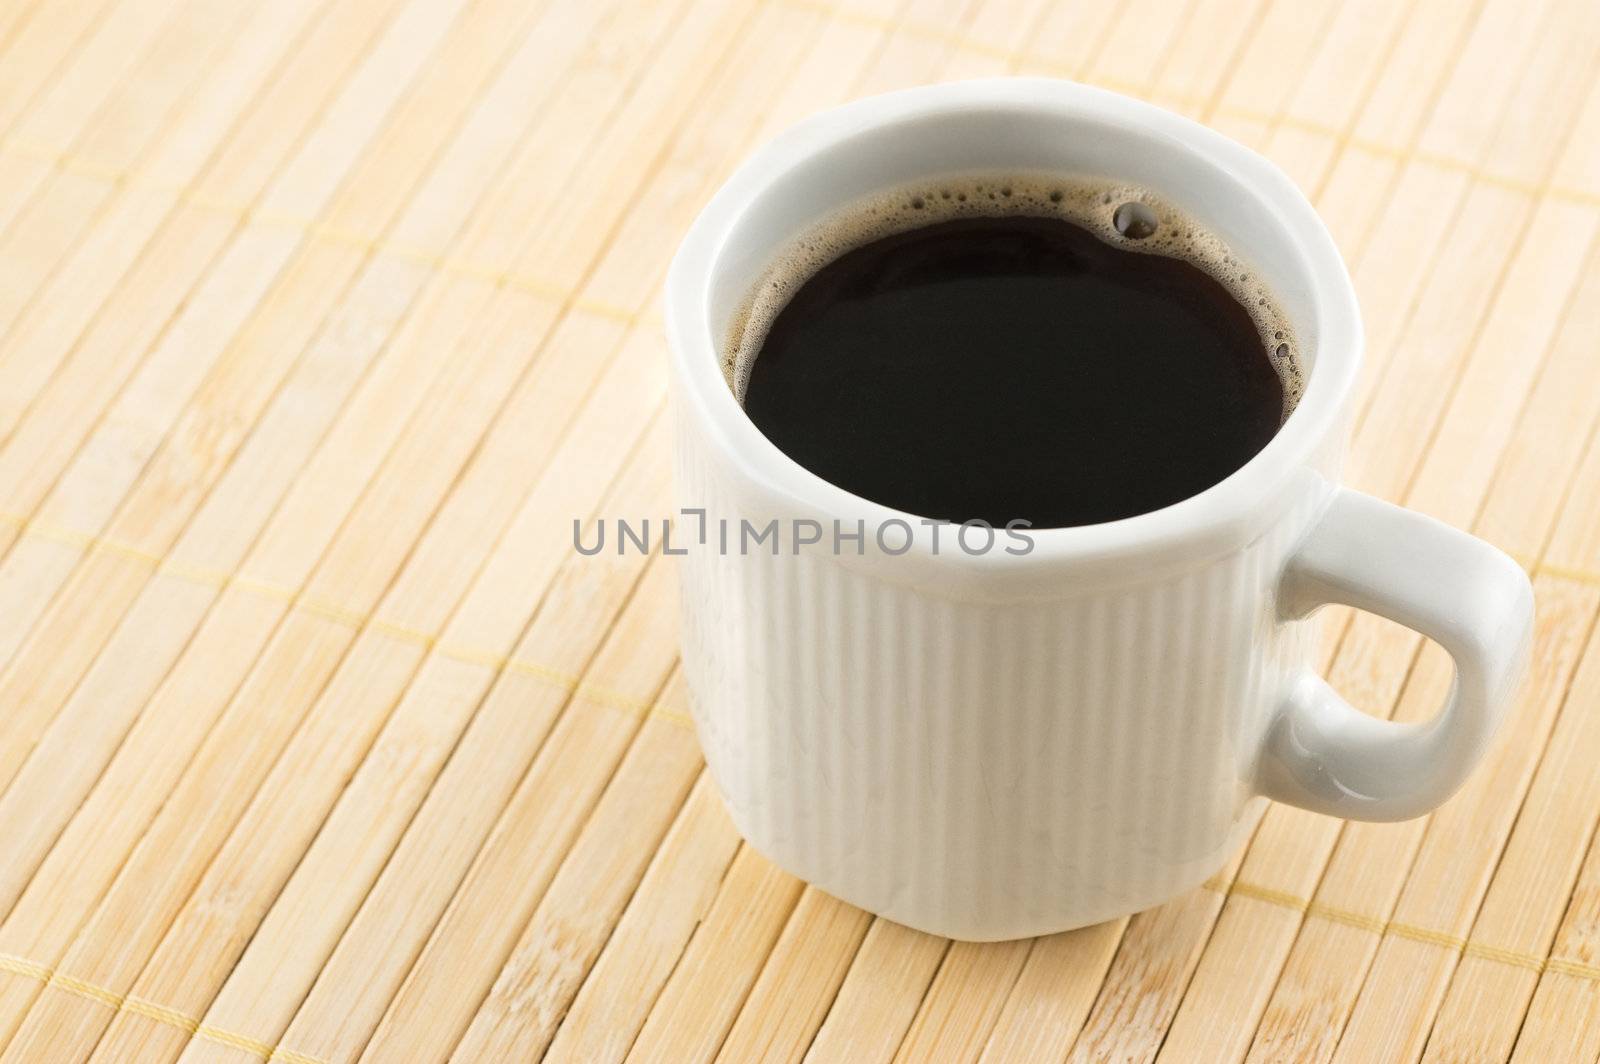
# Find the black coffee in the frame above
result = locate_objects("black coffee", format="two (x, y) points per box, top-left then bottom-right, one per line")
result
(736, 181), (1296, 528)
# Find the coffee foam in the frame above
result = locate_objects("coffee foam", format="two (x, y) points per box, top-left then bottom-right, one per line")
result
(724, 172), (1304, 417)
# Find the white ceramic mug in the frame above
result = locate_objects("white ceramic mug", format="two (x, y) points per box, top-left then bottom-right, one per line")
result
(665, 80), (1534, 941)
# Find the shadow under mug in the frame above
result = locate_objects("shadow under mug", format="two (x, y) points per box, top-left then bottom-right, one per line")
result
(665, 79), (1534, 941)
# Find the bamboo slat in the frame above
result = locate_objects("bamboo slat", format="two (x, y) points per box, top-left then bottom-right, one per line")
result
(0, 0), (1597, 1061)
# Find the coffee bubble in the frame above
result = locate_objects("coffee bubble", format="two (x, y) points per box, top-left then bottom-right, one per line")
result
(1112, 201), (1159, 239)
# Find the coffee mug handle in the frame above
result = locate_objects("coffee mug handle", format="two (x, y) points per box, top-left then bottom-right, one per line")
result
(1257, 487), (1534, 821)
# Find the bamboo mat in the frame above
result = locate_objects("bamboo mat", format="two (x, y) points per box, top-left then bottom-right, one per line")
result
(0, 0), (1598, 1060)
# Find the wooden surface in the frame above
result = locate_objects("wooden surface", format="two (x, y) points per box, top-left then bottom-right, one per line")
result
(0, 0), (1597, 1060)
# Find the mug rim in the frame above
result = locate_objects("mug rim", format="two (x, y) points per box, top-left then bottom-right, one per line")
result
(666, 78), (1363, 574)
